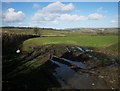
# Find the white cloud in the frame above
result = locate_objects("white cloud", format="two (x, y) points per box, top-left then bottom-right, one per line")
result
(41, 1), (74, 13)
(32, 2), (74, 21)
(33, 3), (40, 8)
(32, 2), (104, 23)
(32, 1), (74, 21)
(58, 14), (87, 21)
(32, 13), (88, 22)
(3, 8), (25, 22)
(88, 13), (104, 20)
(32, 13), (60, 21)
(51, 20), (59, 25)
(32, 12), (103, 22)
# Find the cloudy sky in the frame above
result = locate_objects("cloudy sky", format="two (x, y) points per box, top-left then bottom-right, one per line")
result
(2, 2), (118, 29)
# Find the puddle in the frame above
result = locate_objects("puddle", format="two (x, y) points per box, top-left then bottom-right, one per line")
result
(75, 46), (93, 53)
(88, 55), (93, 58)
(86, 49), (93, 52)
(61, 58), (86, 69)
(76, 46), (85, 52)
(50, 60), (94, 89)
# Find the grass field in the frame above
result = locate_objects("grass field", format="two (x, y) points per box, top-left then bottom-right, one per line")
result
(23, 35), (118, 51)
(2, 27), (118, 53)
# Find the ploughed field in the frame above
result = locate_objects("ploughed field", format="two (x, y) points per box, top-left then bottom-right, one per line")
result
(2, 30), (119, 90)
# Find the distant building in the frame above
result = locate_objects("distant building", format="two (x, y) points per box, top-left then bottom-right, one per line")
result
(97, 28), (105, 34)
(99, 28), (105, 32)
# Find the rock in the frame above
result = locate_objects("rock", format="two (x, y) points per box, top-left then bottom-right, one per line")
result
(98, 75), (104, 78)
(92, 83), (95, 86)
(110, 80), (114, 83)
(89, 55), (93, 58)
(113, 80), (115, 82)
(16, 49), (20, 53)
(79, 71), (82, 75)
(111, 87), (114, 89)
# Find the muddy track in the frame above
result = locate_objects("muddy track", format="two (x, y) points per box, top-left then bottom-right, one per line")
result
(50, 57), (114, 89)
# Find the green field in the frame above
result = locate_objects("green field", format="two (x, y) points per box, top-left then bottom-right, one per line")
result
(23, 35), (118, 51)
(2, 27), (118, 52)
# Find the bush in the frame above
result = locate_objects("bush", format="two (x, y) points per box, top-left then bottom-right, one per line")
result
(33, 28), (39, 35)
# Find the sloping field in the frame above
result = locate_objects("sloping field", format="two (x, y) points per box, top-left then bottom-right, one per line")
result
(23, 35), (118, 51)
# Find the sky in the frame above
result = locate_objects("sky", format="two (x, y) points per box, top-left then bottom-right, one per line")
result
(2, 2), (118, 29)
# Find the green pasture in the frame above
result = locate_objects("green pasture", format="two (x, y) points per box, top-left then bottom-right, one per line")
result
(23, 35), (118, 51)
